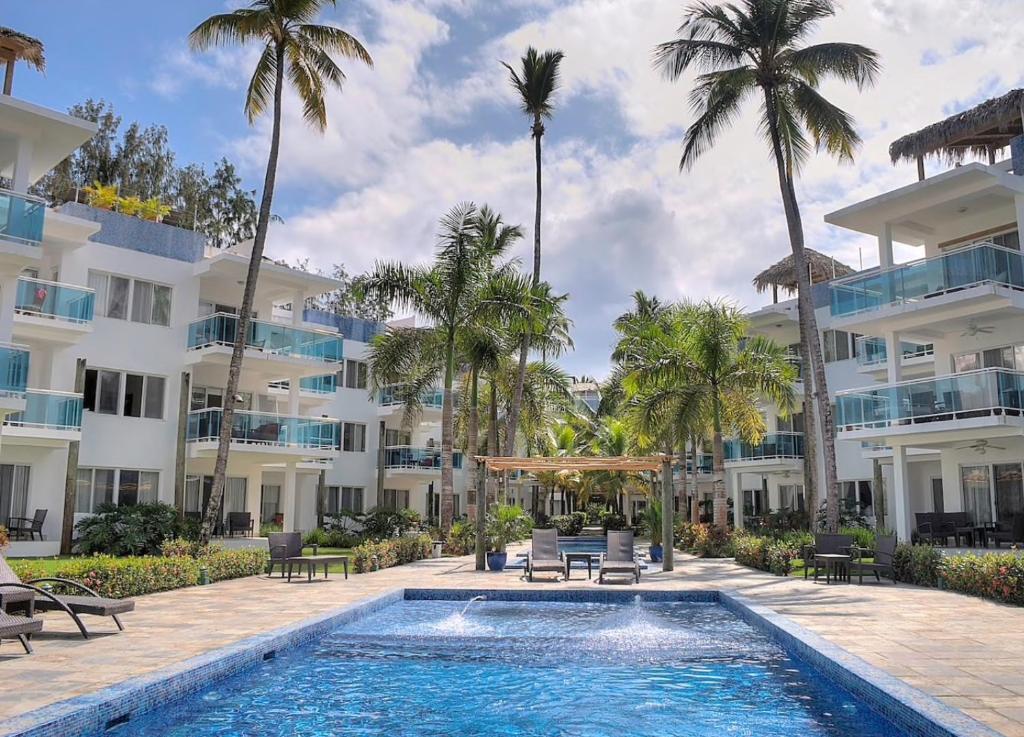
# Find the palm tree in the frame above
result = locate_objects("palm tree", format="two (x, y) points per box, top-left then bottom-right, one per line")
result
(621, 300), (796, 530)
(654, 0), (879, 531)
(190, 0), (371, 543)
(361, 203), (529, 531)
(502, 46), (565, 456)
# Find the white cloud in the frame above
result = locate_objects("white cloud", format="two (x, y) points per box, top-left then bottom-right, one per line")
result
(182, 0), (1024, 378)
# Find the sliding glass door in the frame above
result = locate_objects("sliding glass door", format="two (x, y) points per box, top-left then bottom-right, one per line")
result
(961, 465), (992, 524)
(994, 463), (1024, 524)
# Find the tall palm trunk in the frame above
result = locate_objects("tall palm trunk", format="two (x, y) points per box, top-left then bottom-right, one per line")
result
(469, 366), (486, 570)
(799, 334), (818, 529)
(440, 335), (455, 530)
(661, 451), (674, 572)
(689, 435), (700, 524)
(505, 117), (544, 456)
(199, 43), (284, 545)
(711, 397), (727, 528)
(762, 88), (840, 532)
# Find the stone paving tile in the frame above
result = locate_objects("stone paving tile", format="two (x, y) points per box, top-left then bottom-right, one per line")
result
(2, 551), (1024, 736)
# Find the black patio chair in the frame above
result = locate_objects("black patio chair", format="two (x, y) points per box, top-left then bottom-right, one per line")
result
(8, 509), (46, 541)
(850, 535), (897, 584)
(992, 514), (1024, 548)
(267, 532), (303, 577)
(228, 512), (254, 537)
(802, 533), (854, 580)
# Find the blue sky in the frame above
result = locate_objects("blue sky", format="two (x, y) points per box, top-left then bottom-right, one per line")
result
(7, 1), (1023, 378)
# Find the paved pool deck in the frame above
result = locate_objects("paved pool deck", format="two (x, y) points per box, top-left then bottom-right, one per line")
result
(3, 550), (1024, 737)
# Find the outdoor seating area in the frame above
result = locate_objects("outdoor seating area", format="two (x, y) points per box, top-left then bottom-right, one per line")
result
(802, 533), (897, 585)
(267, 532), (349, 582)
(915, 512), (1024, 548)
(523, 527), (644, 584)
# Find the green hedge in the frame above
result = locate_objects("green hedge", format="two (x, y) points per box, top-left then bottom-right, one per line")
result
(733, 531), (807, 576)
(352, 534), (433, 573)
(892, 543), (942, 587)
(8, 546), (267, 598)
(675, 522), (734, 558)
(941, 553), (1024, 605)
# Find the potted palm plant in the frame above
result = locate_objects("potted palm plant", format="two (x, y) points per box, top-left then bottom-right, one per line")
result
(486, 504), (532, 572)
(645, 500), (664, 562)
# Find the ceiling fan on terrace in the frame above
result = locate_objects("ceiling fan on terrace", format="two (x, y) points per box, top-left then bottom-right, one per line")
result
(961, 320), (995, 337)
(955, 439), (1006, 455)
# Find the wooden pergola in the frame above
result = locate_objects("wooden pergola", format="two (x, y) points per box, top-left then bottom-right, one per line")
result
(474, 455), (672, 474)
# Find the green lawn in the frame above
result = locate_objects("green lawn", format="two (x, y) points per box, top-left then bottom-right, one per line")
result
(7, 555), (77, 576)
(296, 545), (355, 575)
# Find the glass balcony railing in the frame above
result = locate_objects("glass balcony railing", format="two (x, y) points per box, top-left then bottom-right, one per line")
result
(15, 277), (95, 324)
(724, 432), (804, 462)
(186, 408), (339, 449)
(378, 385), (445, 408)
(268, 374), (338, 395)
(679, 454), (712, 475)
(830, 242), (1024, 317)
(836, 368), (1024, 431)
(383, 445), (464, 470)
(187, 313), (343, 364)
(4, 389), (83, 431)
(0, 189), (45, 246)
(855, 336), (934, 368)
(0, 343), (29, 397)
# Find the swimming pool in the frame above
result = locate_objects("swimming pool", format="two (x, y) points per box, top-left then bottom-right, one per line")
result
(14, 589), (991, 737)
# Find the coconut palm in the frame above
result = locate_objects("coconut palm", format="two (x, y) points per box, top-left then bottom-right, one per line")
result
(0, 27), (45, 95)
(654, 0), (879, 531)
(502, 46), (565, 456)
(190, 0), (371, 543)
(621, 300), (796, 530)
(361, 203), (529, 531)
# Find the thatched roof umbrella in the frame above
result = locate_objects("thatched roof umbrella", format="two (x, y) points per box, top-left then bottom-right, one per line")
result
(752, 249), (855, 304)
(889, 89), (1024, 180)
(0, 27), (45, 96)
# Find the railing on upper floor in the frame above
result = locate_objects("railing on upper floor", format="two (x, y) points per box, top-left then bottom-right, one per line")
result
(0, 343), (29, 397)
(187, 313), (344, 364)
(854, 336), (934, 368)
(186, 408), (339, 449)
(830, 242), (1024, 317)
(378, 385), (445, 408)
(0, 189), (45, 247)
(383, 445), (464, 470)
(724, 432), (804, 462)
(268, 374), (338, 395)
(15, 276), (95, 324)
(4, 389), (83, 431)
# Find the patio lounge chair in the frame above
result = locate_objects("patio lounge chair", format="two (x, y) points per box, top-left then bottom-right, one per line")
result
(850, 535), (897, 584)
(0, 556), (134, 639)
(227, 512), (254, 537)
(526, 528), (565, 581)
(992, 513), (1024, 548)
(8, 509), (46, 541)
(801, 533), (854, 580)
(0, 611), (43, 654)
(599, 530), (641, 584)
(268, 532), (303, 577)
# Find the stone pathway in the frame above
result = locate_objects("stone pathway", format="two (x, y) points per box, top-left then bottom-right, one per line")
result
(2, 551), (1024, 736)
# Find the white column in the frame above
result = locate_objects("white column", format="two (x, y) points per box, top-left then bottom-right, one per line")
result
(884, 331), (902, 385)
(292, 289), (304, 326)
(0, 276), (18, 344)
(247, 469), (263, 526)
(892, 445), (913, 542)
(878, 223), (894, 269)
(731, 470), (744, 529)
(287, 380), (300, 416)
(11, 139), (33, 194)
(282, 462), (298, 532)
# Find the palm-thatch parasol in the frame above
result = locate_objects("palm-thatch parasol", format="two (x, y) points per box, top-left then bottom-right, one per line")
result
(0, 27), (45, 96)
(889, 89), (1024, 180)
(752, 249), (855, 303)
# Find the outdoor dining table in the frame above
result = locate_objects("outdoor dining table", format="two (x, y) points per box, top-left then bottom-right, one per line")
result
(813, 553), (851, 584)
(284, 554), (349, 582)
(563, 552), (595, 580)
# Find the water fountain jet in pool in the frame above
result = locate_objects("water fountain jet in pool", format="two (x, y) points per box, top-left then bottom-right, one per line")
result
(461, 595), (487, 617)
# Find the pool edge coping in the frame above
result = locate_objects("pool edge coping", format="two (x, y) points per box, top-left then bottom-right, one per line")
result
(1, 586), (1004, 737)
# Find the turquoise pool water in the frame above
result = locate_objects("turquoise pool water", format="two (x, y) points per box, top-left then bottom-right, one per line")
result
(99, 596), (915, 737)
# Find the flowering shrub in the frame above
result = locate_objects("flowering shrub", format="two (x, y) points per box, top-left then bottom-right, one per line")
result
(940, 553), (1024, 606)
(733, 531), (805, 576)
(8, 547), (267, 598)
(683, 523), (733, 558)
(0, 525), (8, 551)
(352, 534), (433, 573)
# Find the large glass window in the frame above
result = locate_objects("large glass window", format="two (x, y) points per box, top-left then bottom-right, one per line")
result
(260, 484), (281, 523)
(961, 465), (993, 524)
(778, 484), (805, 512)
(84, 369), (165, 419)
(994, 463), (1024, 524)
(343, 422), (367, 452)
(0, 464), (30, 527)
(383, 488), (409, 510)
(385, 429), (411, 446)
(345, 360), (368, 389)
(327, 486), (364, 514)
(75, 468), (116, 513)
(89, 271), (171, 326)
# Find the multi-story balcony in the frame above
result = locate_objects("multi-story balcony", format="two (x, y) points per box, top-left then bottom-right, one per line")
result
(382, 445), (464, 473)
(854, 336), (934, 376)
(3, 389), (83, 443)
(682, 453), (713, 475)
(836, 369), (1024, 440)
(828, 243), (1024, 333)
(724, 433), (804, 465)
(377, 385), (445, 416)
(186, 313), (343, 376)
(0, 343), (29, 398)
(186, 408), (339, 459)
(13, 276), (95, 342)
(0, 189), (45, 248)
(268, 374), (338, 396)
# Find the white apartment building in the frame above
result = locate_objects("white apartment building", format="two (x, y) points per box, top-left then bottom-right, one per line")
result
(732, 143), (1024, 541)
(0, 94), (468, 556)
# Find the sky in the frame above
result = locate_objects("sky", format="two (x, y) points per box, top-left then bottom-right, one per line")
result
(6, 0), (1024, 379)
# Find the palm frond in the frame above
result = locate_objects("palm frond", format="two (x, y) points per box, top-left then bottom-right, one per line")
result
(244, 43), (278, 124)
(791, 79), (860, 162)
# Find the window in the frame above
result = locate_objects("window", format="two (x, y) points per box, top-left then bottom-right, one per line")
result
(962, 465), (992, 525)
(777, 413), (804, 434)
(823, 330), (851, 363)
(345, 360), (368, 389)
(327, 486), (364, 514)
(778, 484), (805, 512)
(84, 369), (165, 419)
(840, 480), (874, 515)
(260, 484), (281, 523)
(383, 488), (409, 511)
(385, 429), (411, 446)
(76, 468), (152, 512)
(192, 386), (223, 411)
(342, 422), (367, 452)
(0, 464), (30, 527)
(89, 271), (171, 326)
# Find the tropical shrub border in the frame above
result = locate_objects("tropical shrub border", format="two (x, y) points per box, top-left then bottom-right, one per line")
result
(352, 534), (433, 573)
